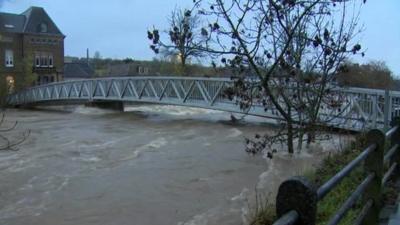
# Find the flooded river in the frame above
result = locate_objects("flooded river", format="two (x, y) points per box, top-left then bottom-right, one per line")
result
(0, 105), (342, 225)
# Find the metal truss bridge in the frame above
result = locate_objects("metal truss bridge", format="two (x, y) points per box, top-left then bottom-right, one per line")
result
(6, 76), (400, 131)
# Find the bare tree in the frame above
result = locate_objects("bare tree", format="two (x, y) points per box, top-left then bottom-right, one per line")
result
(191, 0), (365, 154)
(148, 7), (207, 74)
(0, 111), (30, 151)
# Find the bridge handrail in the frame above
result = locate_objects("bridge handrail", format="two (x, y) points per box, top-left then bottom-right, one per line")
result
(15, 76), (237, 91)
(15, 76), (400, 93)
(273, 118), (400, 225)
(7, 77), (400, 132)
(11, 76), (400, 98)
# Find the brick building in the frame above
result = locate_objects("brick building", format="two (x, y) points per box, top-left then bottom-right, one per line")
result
(0, 6), (64, 93)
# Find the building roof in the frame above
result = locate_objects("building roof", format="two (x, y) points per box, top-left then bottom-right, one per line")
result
(64, 63), (95, 79)
(108, 64), (131, 76)
(0, 6), (64, 36)
(0, 12), (26, 33)
(107, 63), (150, 76)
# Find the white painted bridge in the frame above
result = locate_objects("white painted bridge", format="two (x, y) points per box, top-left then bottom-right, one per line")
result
(6, 76), (400, 131)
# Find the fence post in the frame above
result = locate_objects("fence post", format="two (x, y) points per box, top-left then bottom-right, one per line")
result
(276, 176), (317, 225)
(390, 117), (400, 179)
(372, 95), (378, 128)
(384, 90), (390, 130)
(362, 129), (385, 225)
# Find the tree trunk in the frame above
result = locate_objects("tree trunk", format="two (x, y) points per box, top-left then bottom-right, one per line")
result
(287, 120), (294, 154)
(306, 129), (315, 148)
(298, 131), (304, 152)
(180, 55), (187, 75)
(181, 56), (186, 67)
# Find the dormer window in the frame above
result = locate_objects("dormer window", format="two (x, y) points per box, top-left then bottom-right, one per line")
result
(39, 23), (47, 33)
(4, 24), (15, 29)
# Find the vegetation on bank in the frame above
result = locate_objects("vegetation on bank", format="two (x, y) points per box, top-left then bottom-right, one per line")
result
(249, 133), (395, 225)
(312, 135), (367, 225)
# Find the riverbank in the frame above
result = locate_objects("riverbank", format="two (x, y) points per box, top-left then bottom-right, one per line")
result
(251, 133), (400, 225)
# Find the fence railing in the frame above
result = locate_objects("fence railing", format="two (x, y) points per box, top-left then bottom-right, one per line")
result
(272, 118), (400, 225)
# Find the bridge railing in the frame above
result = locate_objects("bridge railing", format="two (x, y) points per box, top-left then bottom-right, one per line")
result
(7, 77), (400, 131)
(272, 118), (400, 225)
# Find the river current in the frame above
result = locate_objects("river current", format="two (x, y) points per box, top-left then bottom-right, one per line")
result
(0, 105), (344, 225)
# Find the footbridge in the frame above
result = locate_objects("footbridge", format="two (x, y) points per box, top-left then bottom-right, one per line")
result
(6, 76), (400, 131)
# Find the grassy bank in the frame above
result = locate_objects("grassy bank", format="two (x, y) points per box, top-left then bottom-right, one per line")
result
(312, 135), (367, 225)
(250, 134), (374, 225)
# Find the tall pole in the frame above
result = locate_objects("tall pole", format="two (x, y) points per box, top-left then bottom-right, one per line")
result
(86, 48), (90, 66)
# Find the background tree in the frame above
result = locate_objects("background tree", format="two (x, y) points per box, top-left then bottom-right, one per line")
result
(0, 112), (30, 151)
(336, 60), (394, 90)
(15, 54), (37, 90)
(93, 51), (102, 60)
(191, 0), (365, 154)
(0, 56), (32, 151)
(148, 7), (206, 75)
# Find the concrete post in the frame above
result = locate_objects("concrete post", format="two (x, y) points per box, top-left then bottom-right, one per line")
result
(362, 129), (385, 225)
(276, 176), (318, 225)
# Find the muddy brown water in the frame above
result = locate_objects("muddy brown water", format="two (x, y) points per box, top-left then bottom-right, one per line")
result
(0, 105), (343, 225)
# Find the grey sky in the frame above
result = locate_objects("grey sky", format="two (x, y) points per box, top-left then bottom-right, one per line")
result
(1, 0), (400, 75)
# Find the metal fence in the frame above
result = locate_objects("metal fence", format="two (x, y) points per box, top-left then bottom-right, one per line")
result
(272, 119), (400, 225)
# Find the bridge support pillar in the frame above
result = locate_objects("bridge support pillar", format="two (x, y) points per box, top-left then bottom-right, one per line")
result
(85, 101), (124, 112)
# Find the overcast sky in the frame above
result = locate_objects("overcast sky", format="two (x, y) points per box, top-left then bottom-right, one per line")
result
(1, 0), (399, 75)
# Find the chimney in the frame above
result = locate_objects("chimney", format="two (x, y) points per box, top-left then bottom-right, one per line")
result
(86, 48), (90, 66)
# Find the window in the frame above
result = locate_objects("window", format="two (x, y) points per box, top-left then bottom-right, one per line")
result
(43, 76), (49, 83)
(5, 50), (13, 67)
(40, 55), (46, 67)
(39, 23), (48, 33)
(48, 54), (53, 67)
(43, 56), (48, 67)
(35, 53), (40, 67)
(35, 52), (55, 68)
(138, 66), (145, 74)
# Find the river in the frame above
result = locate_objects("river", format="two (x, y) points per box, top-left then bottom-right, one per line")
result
(0, 105), (343, 225)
